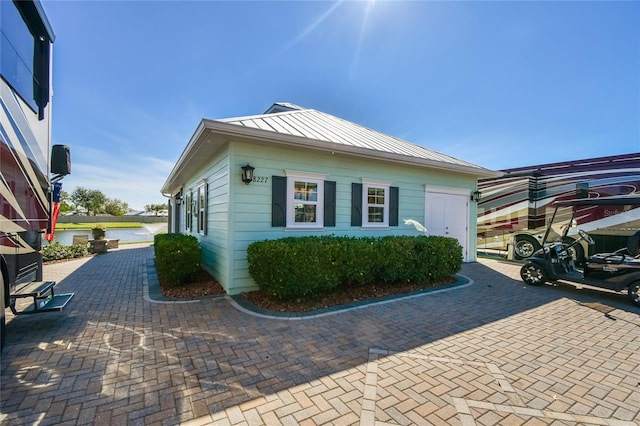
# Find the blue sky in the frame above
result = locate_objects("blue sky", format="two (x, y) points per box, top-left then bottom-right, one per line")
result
(44, 0), (639, 210)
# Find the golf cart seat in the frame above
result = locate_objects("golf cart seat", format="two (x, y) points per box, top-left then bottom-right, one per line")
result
(588, 231), (640, 264)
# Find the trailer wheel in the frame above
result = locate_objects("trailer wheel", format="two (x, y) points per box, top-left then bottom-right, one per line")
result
(520, 262), (546, 286)
(514, 235), (540, 259)
(562, 237), (585, 267)
(628, 281), (640, 307)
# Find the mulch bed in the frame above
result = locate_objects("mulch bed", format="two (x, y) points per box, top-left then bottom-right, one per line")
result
(159, 269), (226, 298)
(240, 279), (455, 312)
(158, 268), (455, 312)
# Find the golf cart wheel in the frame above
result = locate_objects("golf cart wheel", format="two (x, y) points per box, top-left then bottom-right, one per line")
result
(514, 235), (540, 259)
(628, 281), (640, 307)
(520, 263), (546, 286)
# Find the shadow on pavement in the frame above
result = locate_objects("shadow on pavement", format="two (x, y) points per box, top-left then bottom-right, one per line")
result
(1, 251), (638, 424)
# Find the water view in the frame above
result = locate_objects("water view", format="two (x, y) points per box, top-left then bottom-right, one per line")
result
(50, 223), (167, 246)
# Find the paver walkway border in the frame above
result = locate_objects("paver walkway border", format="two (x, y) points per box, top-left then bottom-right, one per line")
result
(143, 256), (473, 319)
(225, 276), (472, 320)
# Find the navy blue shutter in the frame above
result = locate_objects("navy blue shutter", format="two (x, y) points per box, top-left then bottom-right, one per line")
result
(167, 199), (173, 233)
(389, 186), (399, 227)
(173, 196), (181, 233)
(272, 176), (286, 227)
(351, 183), (362, 226)
(324, 181), (336, 227)
(203, 183), (209, 235)
(189, 192), (192, 231)
(186, 191), (192, 231)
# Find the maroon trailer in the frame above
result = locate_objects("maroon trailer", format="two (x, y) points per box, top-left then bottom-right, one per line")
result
(477, 153), (640, 262)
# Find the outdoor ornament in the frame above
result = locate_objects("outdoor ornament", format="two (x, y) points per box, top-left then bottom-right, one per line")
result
(404, 218), (428, 234)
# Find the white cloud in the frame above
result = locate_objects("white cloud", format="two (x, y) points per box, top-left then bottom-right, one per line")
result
(60, 147), (174, 211)
(53, 96), (201, 211)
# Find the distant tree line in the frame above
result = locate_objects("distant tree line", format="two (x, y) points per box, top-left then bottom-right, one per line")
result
(59, 187), (165, 216)
(144, 203), (167, 215)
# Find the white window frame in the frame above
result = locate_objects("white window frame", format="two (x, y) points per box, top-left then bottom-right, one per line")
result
(197, 181), (206, 235)
(285, 170), (327, 229)
(362, 178), (391, 228)
(185, 190), (193, 232)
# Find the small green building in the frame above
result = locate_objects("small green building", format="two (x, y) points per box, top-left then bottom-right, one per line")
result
(161, 103), (501, 295)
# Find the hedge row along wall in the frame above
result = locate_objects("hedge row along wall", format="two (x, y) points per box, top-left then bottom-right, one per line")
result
(247, 235), (462, 300)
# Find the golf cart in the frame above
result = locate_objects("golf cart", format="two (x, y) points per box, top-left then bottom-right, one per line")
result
(519, 196), (640, 306)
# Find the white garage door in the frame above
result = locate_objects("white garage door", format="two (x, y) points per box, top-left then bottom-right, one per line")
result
(424, 189), (469, 261)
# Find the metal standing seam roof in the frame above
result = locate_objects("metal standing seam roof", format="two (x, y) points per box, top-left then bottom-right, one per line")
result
(217, 103), (490, 171)
(161, 103), (501, 195)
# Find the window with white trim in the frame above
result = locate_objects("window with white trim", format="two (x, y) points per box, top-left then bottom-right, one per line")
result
(185, 191), (192, 231)
(197, 182), (207, 234)
(285, 170), (326, 229)
(362, 179), (390, 227)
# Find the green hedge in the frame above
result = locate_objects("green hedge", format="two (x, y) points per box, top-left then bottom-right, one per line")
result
(154, 233), (201, 286)
(247, 235), (462, 300)
(42, 242), (89, 262)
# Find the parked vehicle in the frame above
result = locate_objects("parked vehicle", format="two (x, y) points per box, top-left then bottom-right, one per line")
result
(477, 153), (640, 262)
(519, 196), (640, 306)
(1, 0), (71, 350)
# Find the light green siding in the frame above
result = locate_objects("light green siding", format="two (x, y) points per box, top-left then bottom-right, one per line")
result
(226, 141), (477, 294)
(182, 148), (231, 289)
(179, 140), (478, 295)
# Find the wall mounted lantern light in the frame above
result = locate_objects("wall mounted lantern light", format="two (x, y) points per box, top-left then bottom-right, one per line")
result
(241, 164), (255, 185)
(470, 190), (481, 202)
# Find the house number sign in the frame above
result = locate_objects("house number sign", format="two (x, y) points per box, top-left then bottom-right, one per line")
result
(252, 176), (269, 183)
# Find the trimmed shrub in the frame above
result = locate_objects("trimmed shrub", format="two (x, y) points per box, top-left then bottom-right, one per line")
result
(247, 236), (340, 300)
(420, 236), (464, 282)
(338, 237), (379, 286)
(154, 233), (201, 286)
(247, 235), (462, 300)
(42, 242), (89, 262)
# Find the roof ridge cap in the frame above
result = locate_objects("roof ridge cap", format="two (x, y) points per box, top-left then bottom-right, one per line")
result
(218, 106), (316, 123)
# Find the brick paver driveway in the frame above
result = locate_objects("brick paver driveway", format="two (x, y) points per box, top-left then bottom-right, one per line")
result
(1, 243), (639, 425)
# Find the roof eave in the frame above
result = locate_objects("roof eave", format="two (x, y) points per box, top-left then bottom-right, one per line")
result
(161, 120), (502, 196)
(161, 120), (209, 196)
(213, 122), (501, 178)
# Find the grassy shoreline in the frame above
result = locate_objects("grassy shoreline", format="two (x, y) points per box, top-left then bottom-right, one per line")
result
(55, 222), (146, 230)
